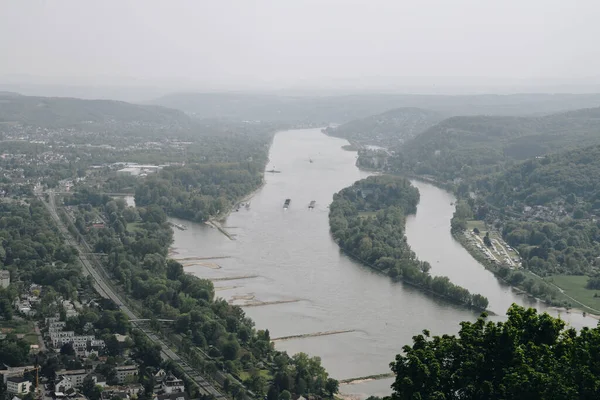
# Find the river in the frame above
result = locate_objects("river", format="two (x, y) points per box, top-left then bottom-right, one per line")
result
(167, 128), (594, 399)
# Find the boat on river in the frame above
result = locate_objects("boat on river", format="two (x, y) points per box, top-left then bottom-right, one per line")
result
(283, 199), (291, 209)
(169, 222), (188, 231)
(308, 200), (316, 209)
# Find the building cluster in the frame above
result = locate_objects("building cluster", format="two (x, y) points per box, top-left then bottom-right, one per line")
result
(13, 283), (43, 316)
(46, 317), (106, 357)
(115, 163), (164, 177)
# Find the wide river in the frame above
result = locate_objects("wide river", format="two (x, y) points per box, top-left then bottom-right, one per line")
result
(168, 128), (594, 398)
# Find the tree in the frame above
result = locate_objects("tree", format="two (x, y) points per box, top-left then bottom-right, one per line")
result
(223, 378), (230, 394)
(267, 385), (280, 400)
(483, 232), (492, 247)
(104, 335), (121, 357)
(390, 304), (600, 400)
(81, 374), (96, 397)
(221, 339), (240, 361)
(60, 342), (75, 356)
(325, 378), (339, 398)
(279, 390), (291, 400)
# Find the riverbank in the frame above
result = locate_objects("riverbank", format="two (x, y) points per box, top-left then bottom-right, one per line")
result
(452, 229), (600, 317)
(335, 242), (493, 315)
(329, 175), (490, 312)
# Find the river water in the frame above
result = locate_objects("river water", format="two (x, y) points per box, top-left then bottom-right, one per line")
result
(168, 128), (594, 399)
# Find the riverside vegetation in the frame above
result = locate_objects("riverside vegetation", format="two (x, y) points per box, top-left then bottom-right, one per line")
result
(451, 145), (600, 310)
(1, 92), (338, 399)
(67, 189), (338, 400)
(328, 175), (489, 310)
(346, 104), (600, 311)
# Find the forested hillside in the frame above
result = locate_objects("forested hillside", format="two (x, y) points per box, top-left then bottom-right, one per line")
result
(329, 175), (488, 310)
(134, 162), (265, 222)
(323, 107), (443, 147)
(0, 93), (193, 132)
(463, 145), (600, 277)
(387, 107), (600, 181)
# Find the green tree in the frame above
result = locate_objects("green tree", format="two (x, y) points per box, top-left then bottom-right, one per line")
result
(390, 304), (600, 400)
(279, 390), (291, 400)
(325, 378), (339, 398)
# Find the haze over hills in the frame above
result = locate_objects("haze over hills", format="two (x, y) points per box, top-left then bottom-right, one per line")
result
(385, 107), (600, 181)
(323, 107), (444, 147)
(150, 92), (600, 124)
(0, 92), (194, 134)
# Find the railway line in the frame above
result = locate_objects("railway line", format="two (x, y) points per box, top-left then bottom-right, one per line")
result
(39, 190), (225, 399)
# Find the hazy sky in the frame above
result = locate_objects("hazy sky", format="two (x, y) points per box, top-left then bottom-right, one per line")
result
(1, 0), (599, 91)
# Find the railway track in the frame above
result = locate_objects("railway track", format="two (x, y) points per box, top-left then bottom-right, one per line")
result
(39, 190), (225, 399)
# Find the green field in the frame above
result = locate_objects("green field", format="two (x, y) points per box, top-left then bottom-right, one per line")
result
(548, 275), (600, 312)
(127, 222), (143, 232)
(0, 320), (38, 345)
(238, 369), (272, 382)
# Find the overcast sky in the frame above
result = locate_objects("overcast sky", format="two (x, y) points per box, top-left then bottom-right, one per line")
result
(1, 0), (599, 92)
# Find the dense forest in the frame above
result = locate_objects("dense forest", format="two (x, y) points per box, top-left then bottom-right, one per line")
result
(68, 191), (337, 399)
(385, 107), (600, 182)
(387, 305), (600, 400)
(0, 200), (81, 320)
(134, 161), (265, 222)
(323, 107), (443, 147)
(0, 92), (193, 132)
(457, 145), (600, 277)
(329, 175), (489, 310)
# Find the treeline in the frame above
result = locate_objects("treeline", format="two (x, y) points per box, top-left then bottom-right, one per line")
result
(134, 162), (264, 222)
(390, 305), (600, 399)
(0, 200), (82, 321)
(455, 145), (600, 277)
(383, 107), (600, 183)
(323, 107), (443, 147)
(68, 192), (337, 398)
(329, 175), (489, 310)
(451, 202), (563, 305)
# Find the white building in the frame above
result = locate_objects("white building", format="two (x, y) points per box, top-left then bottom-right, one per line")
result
(50, 331), (95, 351)
(115, 366), (138, 384)
(49, 321), (67, 333)
(161, 375), (185, 394)
(55, 376), (73, 393)
(0, 270), (9, 288)
(7, 376), (32, 395)
(62, 300), (79, 318)
(55, 370), (88, 387)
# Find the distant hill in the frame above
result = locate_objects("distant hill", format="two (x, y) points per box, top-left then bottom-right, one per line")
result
(468, 144), (600, 276)
(150, 92), (600, 123)
(389, 107), (600, 180)
(0, 93), (193, 130)
(482, 144), (600, 210)
(323, 107), (443, 147)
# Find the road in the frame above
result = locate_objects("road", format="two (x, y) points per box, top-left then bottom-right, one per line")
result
(40, 190), (225, 399)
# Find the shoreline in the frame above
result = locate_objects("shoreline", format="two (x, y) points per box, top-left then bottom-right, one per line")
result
(364, 163), (600, 320)
(452, 229), (600, 318)
(331, 237), (491, 315)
